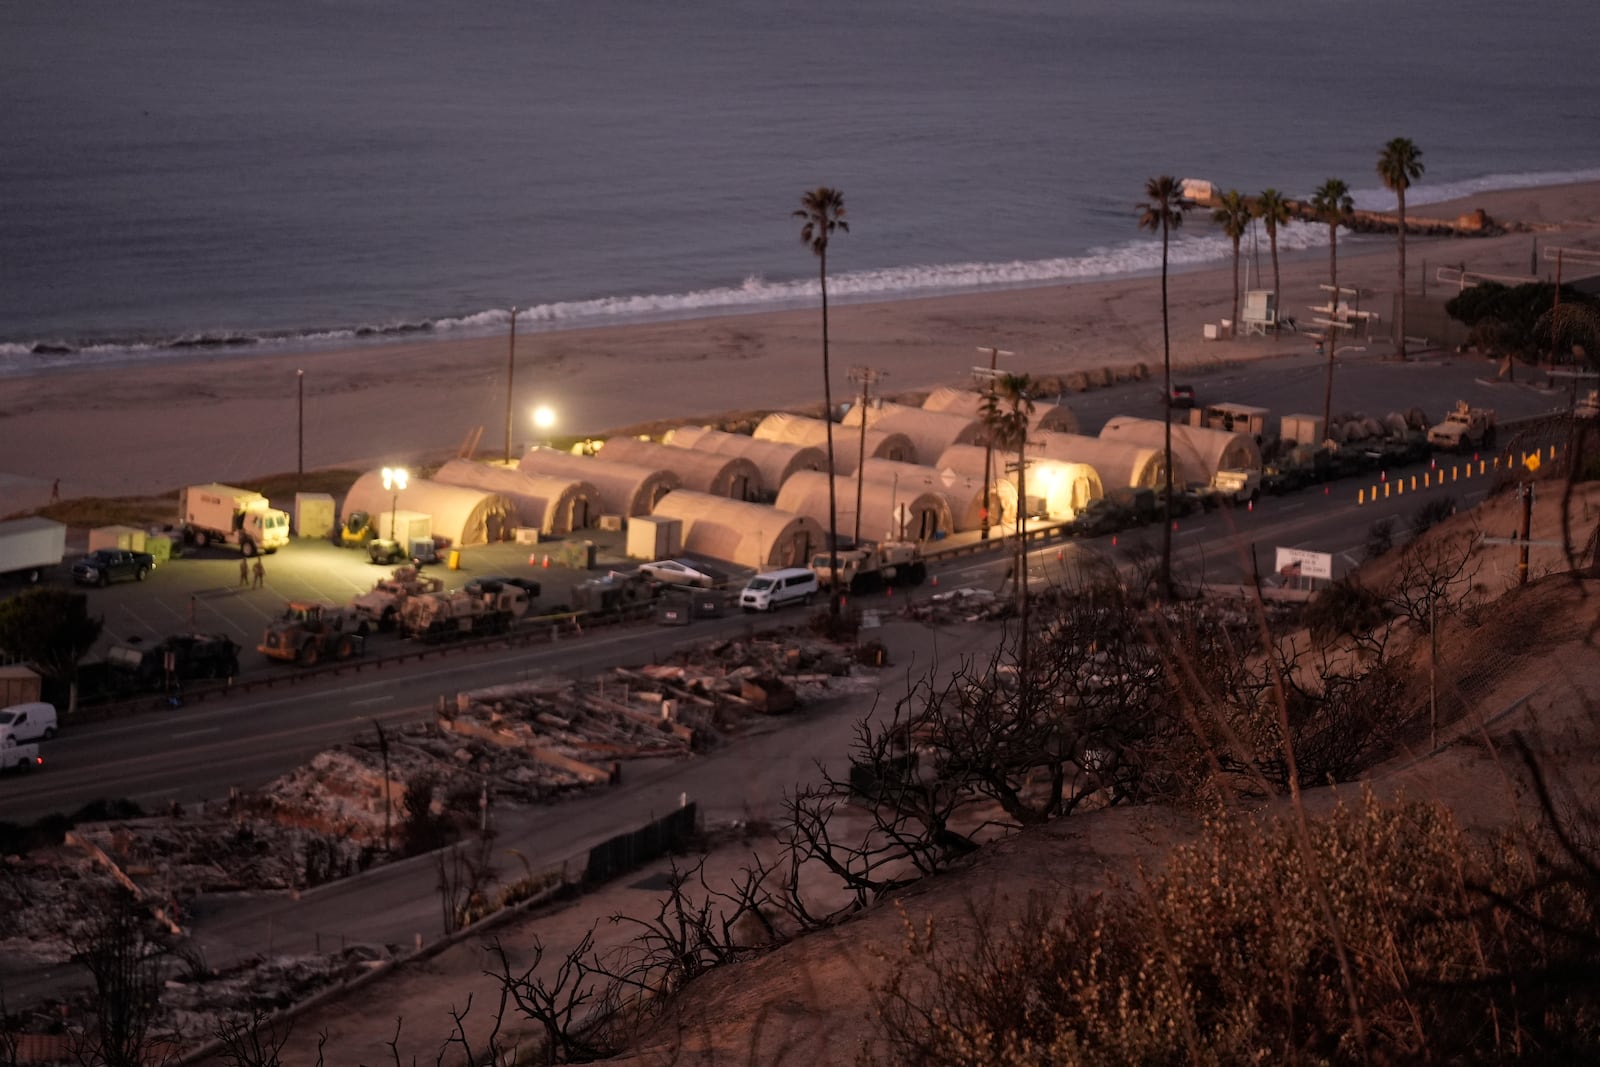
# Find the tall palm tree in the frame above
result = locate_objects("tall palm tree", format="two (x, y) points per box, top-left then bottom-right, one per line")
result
(1137, 176), (1186, 599)
(1311, 178), (1355, 438)
(1212, 189), (1250, 334)
(795, 187), (849, 617)
(1378, 138), (1425, 360)
(1254, 188), (1291, 333)
(981, 372), (1036, 680)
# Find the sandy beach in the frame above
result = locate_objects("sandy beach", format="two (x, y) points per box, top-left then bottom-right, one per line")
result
(3, 180), (1596, 506)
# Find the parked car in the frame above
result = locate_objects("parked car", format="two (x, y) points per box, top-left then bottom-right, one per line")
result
(639, 558), (722, 589)
(1064, 499), (1130, 538)
(1169, 383), (1196, 409)
(462, 575), (542, 599)
(72, 548), (154, 586)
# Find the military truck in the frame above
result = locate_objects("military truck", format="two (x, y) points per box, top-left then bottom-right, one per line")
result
(258, 601), (366, 667)
(809, 541), (926, 594)
(351, 566), (445, 632)
(568, 571), (654, 615)
(179, 483), (290, 556)
(107, 632), (241, 689)
(400, 585), (528, 642)
(1427, 400), (1496, 451)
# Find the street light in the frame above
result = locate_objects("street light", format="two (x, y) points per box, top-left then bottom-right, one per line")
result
(531, 405), (556, 449)
(382, 466), (408, 541)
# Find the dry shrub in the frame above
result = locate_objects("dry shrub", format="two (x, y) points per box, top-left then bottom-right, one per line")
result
(1064, 371), (1090, 392)
(870, 783), (1600, 1065)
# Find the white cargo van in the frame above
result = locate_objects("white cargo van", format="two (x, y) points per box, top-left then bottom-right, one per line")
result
(740, 568), (818, 613)
(0, 702), (58, 746)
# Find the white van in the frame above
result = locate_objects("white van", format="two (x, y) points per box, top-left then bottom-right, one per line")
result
(740, 567), (819, 613)
(0, 702), (58, 746)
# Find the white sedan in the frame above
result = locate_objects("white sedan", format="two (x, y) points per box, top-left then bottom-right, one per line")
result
(639, 558), (720, 589)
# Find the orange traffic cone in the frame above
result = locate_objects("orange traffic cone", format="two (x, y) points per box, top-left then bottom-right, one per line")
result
(528, 553), (537, 566)
(1056, 549), (1064, 562)
(931, 574), (938, 587)
(541, 555), (550, 568)
(1247, 499), (1254, 512)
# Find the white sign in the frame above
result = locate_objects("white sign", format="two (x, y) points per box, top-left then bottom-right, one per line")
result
(940, 466), (958, 489)
(1274, 547), (1333, 581)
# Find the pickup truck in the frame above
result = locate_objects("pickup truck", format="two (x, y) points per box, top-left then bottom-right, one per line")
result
(0, 742), (43, 774)
(72, 548), (156, 586)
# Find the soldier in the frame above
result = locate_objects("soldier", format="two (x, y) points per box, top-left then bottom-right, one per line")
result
(239, 557), (250, 587)
(252, 558), (266, 589)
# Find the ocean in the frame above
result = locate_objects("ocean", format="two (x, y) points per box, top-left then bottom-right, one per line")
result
(3, 0), (1597, 373)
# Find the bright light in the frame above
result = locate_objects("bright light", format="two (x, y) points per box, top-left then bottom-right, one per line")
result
(532, 405), (557, 432)
(382, 466), (408, 491)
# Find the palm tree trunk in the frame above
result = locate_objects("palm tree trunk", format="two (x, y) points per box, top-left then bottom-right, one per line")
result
(1016, 436), (1028, 687)
(1231, 240), (1241, 333)
(1270, 233), (1281, 336)
(1161, 221), (1174, 600)
(820, 250), (840, 617)
(1396, 188), (1408, 360)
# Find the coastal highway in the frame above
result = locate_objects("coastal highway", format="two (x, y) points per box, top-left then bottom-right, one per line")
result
(0, 449), (1518, 823)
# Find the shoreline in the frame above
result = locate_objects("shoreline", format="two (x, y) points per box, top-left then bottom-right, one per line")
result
(1, 179), (1596, 506)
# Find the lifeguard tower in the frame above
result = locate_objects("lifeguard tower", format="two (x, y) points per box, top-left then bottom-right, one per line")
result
(1239, 290), (1278, 337)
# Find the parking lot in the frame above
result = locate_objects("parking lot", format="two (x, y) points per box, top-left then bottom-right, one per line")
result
(23, 527), (729, 675)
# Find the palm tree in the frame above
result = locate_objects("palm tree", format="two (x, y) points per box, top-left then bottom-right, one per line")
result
(1254, 188), (1291, 333)
(981, 372), (1036, 680)
(1212, 189), (1250, 335)
(1378, 138), (1425, 360)
(794, 187), (849, 617)
(1137, 176), (1186, 599)
(1311, 178), (1355, 438)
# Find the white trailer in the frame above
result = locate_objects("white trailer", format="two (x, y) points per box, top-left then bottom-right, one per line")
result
(0, 517), (67, 583)
(179, 483), (291, 556)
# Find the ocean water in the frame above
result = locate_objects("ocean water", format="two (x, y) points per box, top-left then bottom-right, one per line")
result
(2, 0), (1597, 372)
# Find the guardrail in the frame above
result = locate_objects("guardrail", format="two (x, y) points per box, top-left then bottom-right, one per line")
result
(73, 603), (662, 723)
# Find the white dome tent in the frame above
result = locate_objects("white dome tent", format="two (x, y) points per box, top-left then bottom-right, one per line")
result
(518, 448), (680, 517)
(752, 413), (916, 470)
(1031, 431), (1168, 489)
(1098, 416), (1262, 487)
(590, 436), (764, 500)
(342, 472), (515, 547)
(432, 460), (599, 535)
(775, 470), (953, 544)
(663, 426), (825, 493)
(650, 490), (824, 570)
(840, 402), (986, 469)
(934, 443), (1103, 522)
(921, 385), (1080, 435)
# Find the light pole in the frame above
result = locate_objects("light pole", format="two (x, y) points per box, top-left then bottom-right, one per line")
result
(296, 369), (304, 490)
(505, 307), (518, 463)
(532, 405), (556, 449)
(1321, 343), (1366, 445)
(382, 466), (407, 541)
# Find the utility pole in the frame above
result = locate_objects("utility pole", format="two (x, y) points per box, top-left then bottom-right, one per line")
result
(504, 307), (518, 464)
(1518, 481), (1534, 586)
(974, 347), (1014, 540)
(847, 366), (887, 544)
(296, 369), (304, 490)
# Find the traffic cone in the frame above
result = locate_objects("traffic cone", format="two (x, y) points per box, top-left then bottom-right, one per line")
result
(931, 575), (938, 587)
(1247, 499), (1254, 512)
(886, 585), (893, 597)
(1056, 549), (1064, 562)
(528, 553), (537, 566)
(1112, 535), (1118, 546)
(541, 555), (550, 568)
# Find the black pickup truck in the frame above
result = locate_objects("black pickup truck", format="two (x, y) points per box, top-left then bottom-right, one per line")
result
(72, 548), (155, 586)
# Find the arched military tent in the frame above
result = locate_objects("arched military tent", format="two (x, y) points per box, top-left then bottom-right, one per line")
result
(753, 413), (916, 470)
(343, 472), (515, 547)
(432, 460), (599, 535)
(664, 426), (825, 493)
(841, 402), (986, 468)
(1031, 432), (1168, 489)
(857, 458), (991, 531)
(922, 386), (1080, 435)
(590, 436), (763, 501)
(650, 490), (824, 570)
(934, 444), (1102, 522)
(1097, 416), (1261, 487)
(776, 470), (953, 544)
(518, 448), (680, 517)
